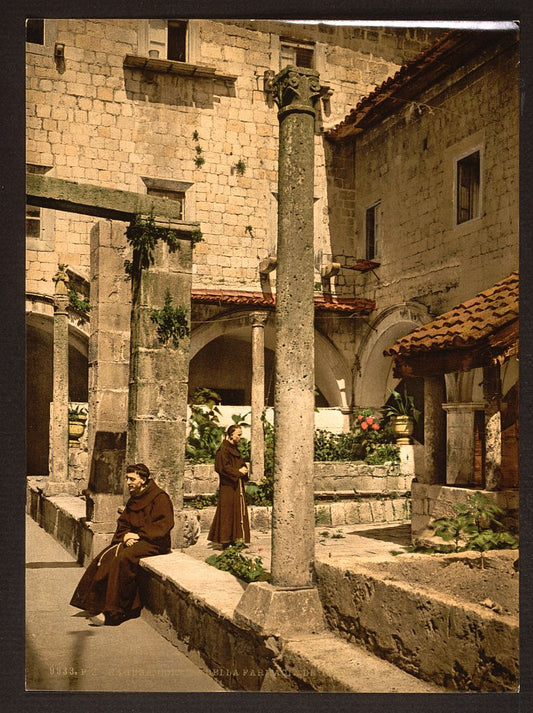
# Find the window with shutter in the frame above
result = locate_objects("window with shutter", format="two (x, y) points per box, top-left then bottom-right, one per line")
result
(456, 151), (480, 224)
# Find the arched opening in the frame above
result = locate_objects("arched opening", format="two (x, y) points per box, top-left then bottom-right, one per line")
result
(189, 309), (351, 410)
(26, 313), (88, 475)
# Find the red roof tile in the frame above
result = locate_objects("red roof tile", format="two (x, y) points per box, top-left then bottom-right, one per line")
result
(384, 271), (518, 358)
(326, 30), (517, 141)
(191, 288), (375, 314)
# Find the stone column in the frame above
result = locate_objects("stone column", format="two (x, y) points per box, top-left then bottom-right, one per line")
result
(483, 364), (502, 491)
(47, 265), (76, 495)
(442, 402), (486, 485)
(126, 225), (193, 548)
(249, 311), (269, 481)
(235, 66), (325, 637)
(85, 221), (131, 524)
(422, 375), (446, 484)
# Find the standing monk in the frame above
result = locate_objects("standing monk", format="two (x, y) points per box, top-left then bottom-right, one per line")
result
(70, 463), (174, 626)
(208, 425), (250, 548)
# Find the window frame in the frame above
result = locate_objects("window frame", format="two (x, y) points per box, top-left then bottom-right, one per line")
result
(455, 149), (481, 225)
(279, 38), (315, 69)
(365, 201), (382, 261)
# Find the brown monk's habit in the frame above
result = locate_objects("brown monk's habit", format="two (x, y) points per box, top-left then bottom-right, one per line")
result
(208, 438), (250, 545)
(70, 479), (174, 625)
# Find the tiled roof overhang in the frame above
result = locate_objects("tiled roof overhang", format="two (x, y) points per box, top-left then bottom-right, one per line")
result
(191, 289), (375, 314)
(383, 271), (519, 378)
(326, 29), (518, 142)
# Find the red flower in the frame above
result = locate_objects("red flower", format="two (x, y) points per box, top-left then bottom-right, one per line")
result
(371, 423), (380, 430)
(366, 416), (374, 425)
(357, 414), (364, 421)
(360, 421), (368, 430)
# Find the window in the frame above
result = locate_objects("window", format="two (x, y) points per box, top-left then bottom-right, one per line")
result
(26, 205), (41, 238)
(280, 39), (314, 69)
(147, 187), (185, 220)
(456, 151), (480, 224)
(365, 202), (381, 260)
(26, 19), (44, 45)
(26, 164), (51, 242)
(148, 19), (187, 61)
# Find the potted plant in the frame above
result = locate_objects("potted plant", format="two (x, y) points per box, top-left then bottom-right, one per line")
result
(68, 404), (88, 445)
(382, 388), (420, 444)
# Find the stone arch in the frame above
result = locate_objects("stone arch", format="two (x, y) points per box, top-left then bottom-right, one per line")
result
(354, 301), (430, 409)
(189, 309), (351, 407)
(26, 306), (89, 475)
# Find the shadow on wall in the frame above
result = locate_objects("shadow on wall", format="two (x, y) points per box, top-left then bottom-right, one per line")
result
(123, 68), (235, 109)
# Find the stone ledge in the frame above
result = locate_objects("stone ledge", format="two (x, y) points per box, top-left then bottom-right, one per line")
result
(25, 479), (440, 692)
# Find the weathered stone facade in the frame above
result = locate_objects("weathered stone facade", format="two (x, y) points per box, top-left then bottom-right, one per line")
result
(26, 20), (444, 474)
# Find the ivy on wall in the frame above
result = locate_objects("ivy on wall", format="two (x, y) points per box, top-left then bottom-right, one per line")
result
(149, 288), (190, 348)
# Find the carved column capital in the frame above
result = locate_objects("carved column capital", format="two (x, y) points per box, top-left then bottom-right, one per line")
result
(272, 65), (321, 118)
(249, 310), (269, 327)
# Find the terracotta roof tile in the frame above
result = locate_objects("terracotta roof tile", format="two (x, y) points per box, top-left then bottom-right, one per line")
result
(384, 271), (518, 358)
(191, 289), (375, 314)
(326, 30), (517, 141)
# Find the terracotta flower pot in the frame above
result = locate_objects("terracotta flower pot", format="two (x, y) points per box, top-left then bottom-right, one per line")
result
(391, 415), (414, 444)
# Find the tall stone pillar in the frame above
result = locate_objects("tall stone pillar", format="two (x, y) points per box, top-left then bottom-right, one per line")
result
(249, 311), (269, 481)
(126, 226), (193, 548)
(483, 364), (502, 491)
(85, 221), (131, 525)
(235, 66), (325, 637)
(422, 375), (446, 484)
(47, 265), (75, 495)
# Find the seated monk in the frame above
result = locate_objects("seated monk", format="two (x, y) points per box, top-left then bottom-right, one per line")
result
(70, 463), (174, 626)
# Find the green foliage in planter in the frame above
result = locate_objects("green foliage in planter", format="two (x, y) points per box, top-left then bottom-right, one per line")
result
(382, 387), (421, 423)
(68, 404), (88, 421)
(205, 540), (271, 583)
(149, 289), (190, 348)
(431, 492), (519, 553)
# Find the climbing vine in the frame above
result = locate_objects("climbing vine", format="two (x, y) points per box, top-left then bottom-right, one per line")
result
(68, 288), (91, 320)
(149, 289), (190, 348)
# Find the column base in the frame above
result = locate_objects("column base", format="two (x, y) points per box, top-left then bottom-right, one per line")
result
(234, 581), (326, 637)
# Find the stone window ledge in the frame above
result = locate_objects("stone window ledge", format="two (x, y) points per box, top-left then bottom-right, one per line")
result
(123, 55), (237, 85)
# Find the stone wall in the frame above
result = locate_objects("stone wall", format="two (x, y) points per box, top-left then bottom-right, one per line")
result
(26, 18), (441, 362)
(350, 39), (519, 320)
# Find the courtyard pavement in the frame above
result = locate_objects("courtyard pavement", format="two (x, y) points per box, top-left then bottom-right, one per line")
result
(25, 514), (224, 692)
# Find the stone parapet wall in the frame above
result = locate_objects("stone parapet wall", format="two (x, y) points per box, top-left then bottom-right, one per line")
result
(316, 553), (518, 691)
(185, 461), (413, 495)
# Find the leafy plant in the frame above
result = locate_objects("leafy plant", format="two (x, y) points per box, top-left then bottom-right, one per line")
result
(68, 288), (91, 318)
(234, 159), (246, 176)
(190, 228), (204, 246)
(382, 387), (421, 423)
(431, 492), (519, 556)
(125, 212), (182, 278)
(68, 404), (88, 421)
(149, 289), (190, 348)
(188, 493), (218, 509)
(205, 540), (271, 583)
(192, 130), (199, 142)
(314, 411), (397, 463)
(246, 414), (274, 506)
(186, 390), (224, 464)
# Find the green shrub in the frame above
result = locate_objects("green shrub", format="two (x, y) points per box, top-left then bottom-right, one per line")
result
(205, 540), (271, 582)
